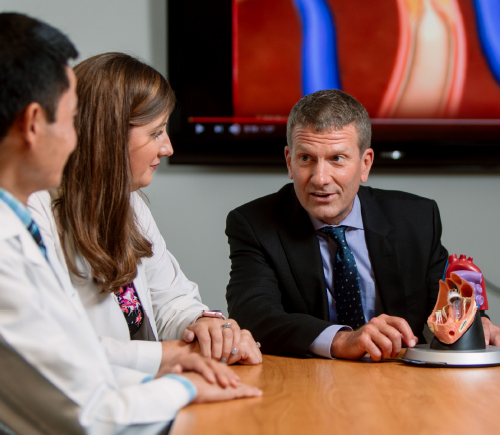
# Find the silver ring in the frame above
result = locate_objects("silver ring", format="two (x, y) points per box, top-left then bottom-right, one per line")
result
(221, 357), (227, 363)
(221, 322), (231, 330)
(256, 342), (261, 349)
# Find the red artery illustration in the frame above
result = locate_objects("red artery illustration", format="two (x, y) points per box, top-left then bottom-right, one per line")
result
(235, 0), (500, 119)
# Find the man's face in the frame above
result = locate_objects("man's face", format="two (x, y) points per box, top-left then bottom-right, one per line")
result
(35, 66), (78, 189)
(285, 124), (374, 225)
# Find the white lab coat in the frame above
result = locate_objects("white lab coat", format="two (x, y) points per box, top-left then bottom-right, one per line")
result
(28, 190), (208, 375)
(0, 199), (195, 434)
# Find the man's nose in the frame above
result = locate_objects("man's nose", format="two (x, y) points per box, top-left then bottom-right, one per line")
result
(311, 160), (327, 187)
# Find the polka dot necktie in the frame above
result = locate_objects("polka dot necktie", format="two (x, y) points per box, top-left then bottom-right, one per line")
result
(319, 226), (365, 329)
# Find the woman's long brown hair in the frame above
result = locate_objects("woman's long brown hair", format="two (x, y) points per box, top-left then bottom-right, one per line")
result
(53, 53), (175, 293)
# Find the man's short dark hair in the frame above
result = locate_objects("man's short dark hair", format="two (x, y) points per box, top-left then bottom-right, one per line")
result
(286, 89), (372, 154)
(0, 13), (78, 141)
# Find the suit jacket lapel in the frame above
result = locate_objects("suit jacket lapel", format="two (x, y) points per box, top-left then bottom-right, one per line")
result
(358, 187), (407, 319)
(277, 187), (329, 321)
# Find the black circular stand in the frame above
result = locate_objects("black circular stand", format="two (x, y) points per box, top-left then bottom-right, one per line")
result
(403, 311), (500, 367)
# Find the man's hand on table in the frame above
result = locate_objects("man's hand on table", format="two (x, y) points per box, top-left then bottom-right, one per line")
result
(330, 314), (418, 361)
(226, 329), (262, 365)
(482, 317), (500, 346)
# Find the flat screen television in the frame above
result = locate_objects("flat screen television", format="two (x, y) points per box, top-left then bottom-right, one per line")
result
(167, 0), (500, 168)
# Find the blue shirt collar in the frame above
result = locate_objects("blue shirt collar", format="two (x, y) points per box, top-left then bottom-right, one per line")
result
(0, 187), (33, 229)
(308, 194), (363, 230)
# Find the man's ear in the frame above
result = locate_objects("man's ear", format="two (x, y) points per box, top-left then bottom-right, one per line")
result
(21, 102), (46, 148)
(360, 147), (374, 183)
(284, 146), (293, 180)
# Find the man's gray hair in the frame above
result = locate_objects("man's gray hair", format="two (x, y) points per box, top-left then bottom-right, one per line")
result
(286, 89), (372, 154)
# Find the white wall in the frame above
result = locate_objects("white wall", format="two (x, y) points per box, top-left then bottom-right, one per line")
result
(3, 0), (500, 324)
(143, 168), (500, 326)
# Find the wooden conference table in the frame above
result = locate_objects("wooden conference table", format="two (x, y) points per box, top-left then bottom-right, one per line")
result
(170, 353), (500, 435)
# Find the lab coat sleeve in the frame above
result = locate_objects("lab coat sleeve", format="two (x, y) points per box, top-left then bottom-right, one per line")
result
(0, 230), (196, 433)
(133, 194), (210, 341)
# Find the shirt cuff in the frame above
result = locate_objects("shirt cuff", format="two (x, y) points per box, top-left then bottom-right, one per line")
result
(308, 325), (352, 359)
(142, 373), (197, 404)
(162, 374), (197, 402)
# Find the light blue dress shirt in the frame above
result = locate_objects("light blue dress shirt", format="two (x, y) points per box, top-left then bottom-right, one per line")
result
(0, 187), (32, 228)
(308, 195), (384, 358)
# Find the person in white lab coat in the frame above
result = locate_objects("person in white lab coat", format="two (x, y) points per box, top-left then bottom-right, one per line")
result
(28, 52), (262, 376)
(0, 13), (261, 435)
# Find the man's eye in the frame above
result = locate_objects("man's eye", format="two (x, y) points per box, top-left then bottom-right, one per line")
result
(332, 156), (344, 162)
(300, 155), (309, 162)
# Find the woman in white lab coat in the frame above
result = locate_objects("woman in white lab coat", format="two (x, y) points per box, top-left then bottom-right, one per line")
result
(29, 53), (261, 377)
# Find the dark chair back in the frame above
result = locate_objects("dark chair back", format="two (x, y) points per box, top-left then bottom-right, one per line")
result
(0, 335), (85, 435)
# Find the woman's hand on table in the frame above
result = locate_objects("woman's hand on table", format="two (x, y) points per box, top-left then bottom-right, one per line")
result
(182, 317), (262, 365)
(181, 371), (262, 403)
(157, 340), (240, 388)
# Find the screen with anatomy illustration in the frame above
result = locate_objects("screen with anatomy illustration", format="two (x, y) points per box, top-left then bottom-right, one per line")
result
(168, 0), (500, 167)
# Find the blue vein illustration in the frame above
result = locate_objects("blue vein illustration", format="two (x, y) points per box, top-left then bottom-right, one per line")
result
(293, 0), (341, 95)
(474, 0), (500, 84)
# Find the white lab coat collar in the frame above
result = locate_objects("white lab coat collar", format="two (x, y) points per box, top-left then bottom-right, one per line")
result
(0, 201), (46, 267)
(0, 200), (83, 312)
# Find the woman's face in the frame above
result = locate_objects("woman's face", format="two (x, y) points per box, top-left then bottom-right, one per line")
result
(128, 113), (172, 191)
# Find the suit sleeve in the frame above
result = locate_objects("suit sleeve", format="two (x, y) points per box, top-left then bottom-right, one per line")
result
(226, 209), (332, 357)
(425, 200), (449, 315)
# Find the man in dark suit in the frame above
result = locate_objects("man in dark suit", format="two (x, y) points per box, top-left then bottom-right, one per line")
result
(226, 89), (500, 360)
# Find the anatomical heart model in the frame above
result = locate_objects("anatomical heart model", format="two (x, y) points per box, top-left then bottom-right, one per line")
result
(428, 255), (488, 345)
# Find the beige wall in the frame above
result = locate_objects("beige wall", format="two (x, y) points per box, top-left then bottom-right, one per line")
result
(3, 0), (500, 324)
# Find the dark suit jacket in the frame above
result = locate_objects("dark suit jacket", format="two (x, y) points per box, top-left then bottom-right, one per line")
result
(226, 183), (449, 357)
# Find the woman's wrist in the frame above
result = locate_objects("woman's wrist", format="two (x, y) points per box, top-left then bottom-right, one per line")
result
(194, 309), (226, 323)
